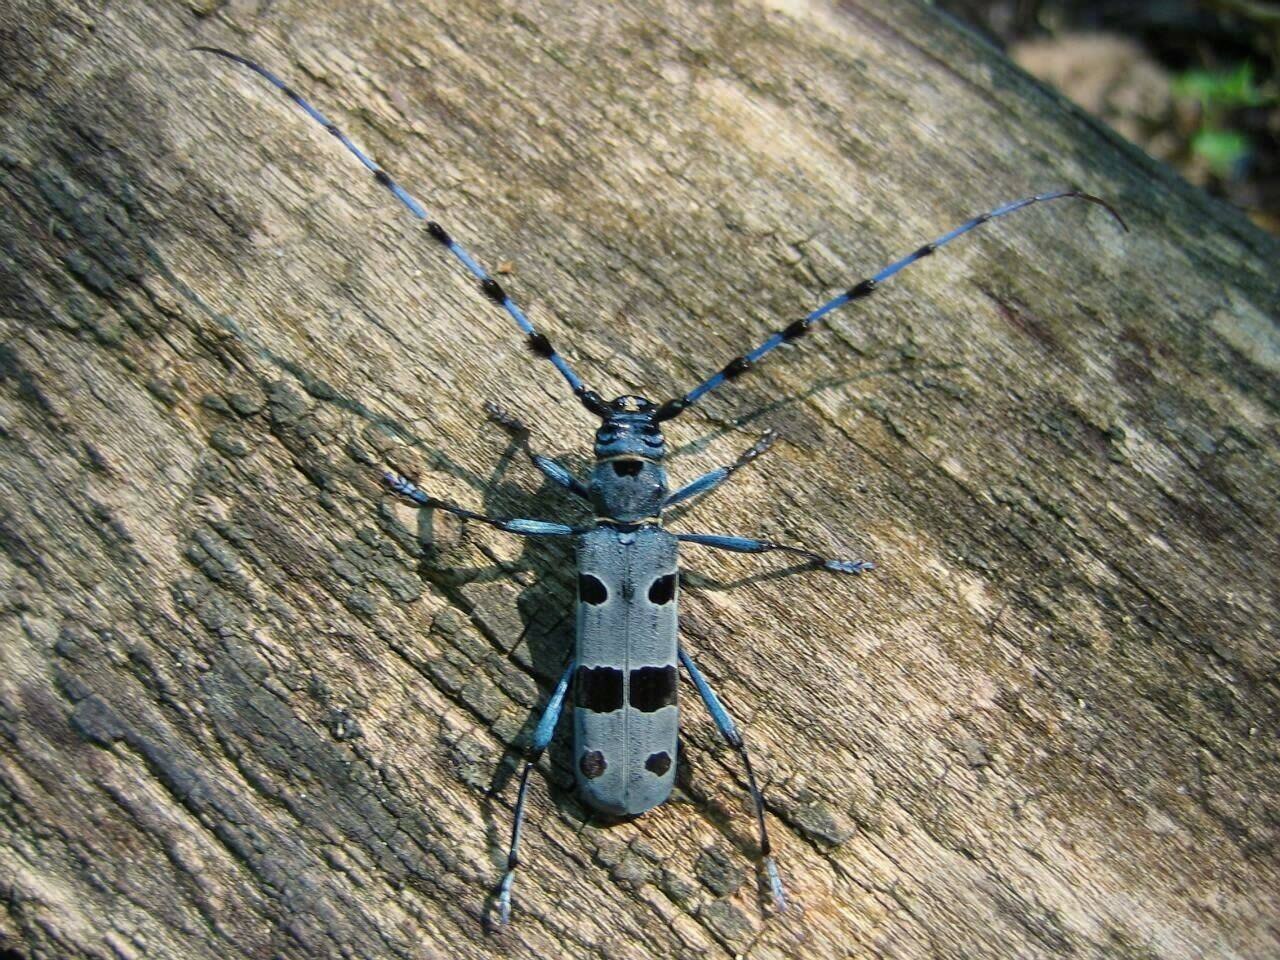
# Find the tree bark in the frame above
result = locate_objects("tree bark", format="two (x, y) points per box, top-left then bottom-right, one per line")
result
(1, 1), (1277, 958)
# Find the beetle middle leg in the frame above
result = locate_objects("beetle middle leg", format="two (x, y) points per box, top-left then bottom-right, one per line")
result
(679, 647), (787, 912)
(676, 532), (873, 574)
(384, 471), (582, 537)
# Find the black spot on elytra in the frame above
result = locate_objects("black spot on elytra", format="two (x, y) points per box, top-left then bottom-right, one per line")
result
(629, 666), (677, 712)
(575, 666), (623, 713)
(580, 750), (607, 779)
(645, 751), (672, 776)
(578, 574), (608, 605)
(648, 573), (677, 605)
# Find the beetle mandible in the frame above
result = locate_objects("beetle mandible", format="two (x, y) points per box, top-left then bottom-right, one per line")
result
(194, 46), (1126, 924)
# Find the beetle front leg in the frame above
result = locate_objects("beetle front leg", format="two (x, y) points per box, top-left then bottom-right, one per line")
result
(676, 532), (873, 574)
(664, 431), (775, 509)
(485, 400), (591, 500)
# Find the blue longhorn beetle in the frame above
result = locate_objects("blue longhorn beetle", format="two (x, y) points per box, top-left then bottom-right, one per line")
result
(195, 47), (1126, 924)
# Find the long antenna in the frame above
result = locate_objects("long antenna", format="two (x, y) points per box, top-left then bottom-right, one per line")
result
(193, 46), (610, 418)
(653, 190), (1127, 422)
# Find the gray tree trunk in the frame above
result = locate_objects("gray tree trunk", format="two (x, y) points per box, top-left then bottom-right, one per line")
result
(2, 1), (1277, 958)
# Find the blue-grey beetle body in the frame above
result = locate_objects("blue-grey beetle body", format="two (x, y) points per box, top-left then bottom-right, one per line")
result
(196, 45), (1125, 927)
(576, 398), (680, 814)
(574, 523), (680, 816)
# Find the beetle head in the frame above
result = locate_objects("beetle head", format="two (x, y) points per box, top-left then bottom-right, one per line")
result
(593, 396), (665, 462)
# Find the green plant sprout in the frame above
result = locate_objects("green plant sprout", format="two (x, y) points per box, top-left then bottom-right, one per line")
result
(1172, 63), (1276, 177)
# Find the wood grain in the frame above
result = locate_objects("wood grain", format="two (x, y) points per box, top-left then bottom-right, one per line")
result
(1, 1), (1277, 957)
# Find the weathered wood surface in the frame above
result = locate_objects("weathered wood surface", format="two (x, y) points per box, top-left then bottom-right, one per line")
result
(1, 1), (1277, 958)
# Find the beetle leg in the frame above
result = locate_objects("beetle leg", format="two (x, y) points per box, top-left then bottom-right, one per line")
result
(680, 648), (787, 913)
(676, 532), (873, 574)
(384, 471), (583, 537)
(486, 401), (591, 500)
(497, 658), (575, 925)
(664, 431), (775, 509)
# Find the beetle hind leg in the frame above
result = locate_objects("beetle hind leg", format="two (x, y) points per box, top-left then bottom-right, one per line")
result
(679, 648), (787, 913)
(497, 658), (575, 925)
